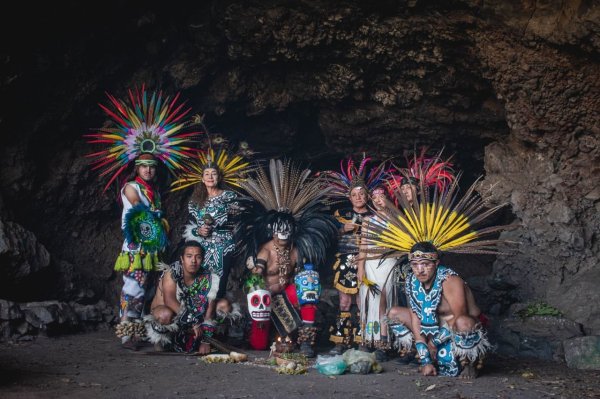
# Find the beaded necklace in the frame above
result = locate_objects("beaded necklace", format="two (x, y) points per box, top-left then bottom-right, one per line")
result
(274, 244), (291, 286)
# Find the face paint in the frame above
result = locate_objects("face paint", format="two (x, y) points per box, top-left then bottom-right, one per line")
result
(294, 263), (321, 305)
(271, 217), (293, 240)
(247, 289), (271, 321)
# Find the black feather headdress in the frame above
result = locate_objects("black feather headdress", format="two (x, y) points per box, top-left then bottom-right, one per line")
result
(234, 158), (338, 268)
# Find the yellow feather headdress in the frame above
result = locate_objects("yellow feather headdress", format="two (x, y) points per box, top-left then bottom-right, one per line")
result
(364, 173), (518, 257)
(169, 116), (255, 192)
(169, 147), (253, 192)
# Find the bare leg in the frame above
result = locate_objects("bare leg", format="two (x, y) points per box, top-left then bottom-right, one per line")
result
(151, 305), (175, 325)
(146, 305), (177, 351)
(205, 300), (216, 322)
(339, 292), (352, 311)
(387, 306), (412, 328)
(454, 314), (482, 380)
(379, 290), (389, 340)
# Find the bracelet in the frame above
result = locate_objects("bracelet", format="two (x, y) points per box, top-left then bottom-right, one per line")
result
(200, 322), (216, 338)
(431, 327), (452, 346)
(416, 342), (433, 366)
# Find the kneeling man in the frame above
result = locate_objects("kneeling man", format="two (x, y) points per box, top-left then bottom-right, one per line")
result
(145, 242), (219, 354)
(387, 242), (490, 378)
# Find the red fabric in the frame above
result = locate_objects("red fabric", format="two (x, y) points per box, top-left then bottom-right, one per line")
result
(478, 313), (490, 329)
(184, 333), (196, 352)
(134, 176), (158, 208)
(300, 304), (316, 323)
(249, 320), (271, 350)
(285, 284), (298, 306)
(284, 283), (315, 323)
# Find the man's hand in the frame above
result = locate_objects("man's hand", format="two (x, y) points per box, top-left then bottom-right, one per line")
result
(192, 325), (201, 339)
(342, 223), (358, 233)
(198, 342), (211, 355)
(357, 268), (365, 284)
(197, 225), (212, 237)
(421, 364), (437, 376)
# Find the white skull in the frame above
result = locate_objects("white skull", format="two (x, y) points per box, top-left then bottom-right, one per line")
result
(247, 289), (271, 321)
(139, 222), (152, 238)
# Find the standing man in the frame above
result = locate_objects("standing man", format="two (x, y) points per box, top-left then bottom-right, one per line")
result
(322, 155), (387, 355)
(85, 86), (199, 349)
(116, 152), (167, 350)
(238, 159), (337, 357)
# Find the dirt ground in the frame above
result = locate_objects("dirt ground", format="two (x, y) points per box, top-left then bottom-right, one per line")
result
(1, 330), (599, 399)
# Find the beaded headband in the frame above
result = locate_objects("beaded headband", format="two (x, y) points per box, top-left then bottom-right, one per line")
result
(408, 250), (439, 262)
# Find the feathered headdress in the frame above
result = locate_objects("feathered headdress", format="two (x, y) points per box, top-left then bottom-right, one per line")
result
(235, 158), (338, 267)
(364, 173), (517, 258)
(169, 115), (256, 192)
(170, 145), (255, 192)
(389, 147), (455, 193)
(84, 85), (201, 191)
(321, 154), (388, 200)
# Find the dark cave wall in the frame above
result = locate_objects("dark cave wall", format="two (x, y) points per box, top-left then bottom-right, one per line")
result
(0, 0), (599, 344)
(472, 25), (600, 333)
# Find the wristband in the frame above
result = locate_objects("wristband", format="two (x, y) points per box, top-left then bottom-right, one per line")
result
(416, 342), (432, 366)
(200, 321), (216, 338)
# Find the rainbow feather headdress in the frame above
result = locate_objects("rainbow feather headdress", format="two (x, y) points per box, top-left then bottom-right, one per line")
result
(321, 154), (388, 200)
(364, 173), (517, 258)
(85, 85), (201, 191)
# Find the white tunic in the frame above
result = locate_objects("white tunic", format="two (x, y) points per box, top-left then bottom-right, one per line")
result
(120, 182), (152, 252)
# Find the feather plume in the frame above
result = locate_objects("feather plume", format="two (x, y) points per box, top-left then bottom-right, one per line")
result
(235, 158), (338, 267)
(320, 154), (390, 202)
(364, 172), (518, 257)
(388, 147), (456, 200)
(85, 85), (201, 191)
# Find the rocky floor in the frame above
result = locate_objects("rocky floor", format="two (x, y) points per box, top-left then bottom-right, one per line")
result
(1, 330), (599, 399)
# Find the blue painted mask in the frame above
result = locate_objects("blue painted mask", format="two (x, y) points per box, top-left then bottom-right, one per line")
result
(295, 263), (321, 305)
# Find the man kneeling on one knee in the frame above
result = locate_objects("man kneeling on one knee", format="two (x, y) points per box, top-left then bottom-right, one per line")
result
(386, 242), (491, 378)
(145, 241), (220, 354)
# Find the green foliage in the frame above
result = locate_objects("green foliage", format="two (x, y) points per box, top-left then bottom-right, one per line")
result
(517, 301), (562, 318)
(278, 352), (309, 366)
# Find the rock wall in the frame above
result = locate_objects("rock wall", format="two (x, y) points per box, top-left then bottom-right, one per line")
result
(0, 1), (598, 361)
(472, 19), (600, 333)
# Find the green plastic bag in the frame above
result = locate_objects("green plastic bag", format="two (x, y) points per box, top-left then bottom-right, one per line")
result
(315, 354), (347, 375)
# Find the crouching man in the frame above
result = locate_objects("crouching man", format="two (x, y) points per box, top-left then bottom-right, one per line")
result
(145, 241), (219, 354)
(386, 242), (491, 378)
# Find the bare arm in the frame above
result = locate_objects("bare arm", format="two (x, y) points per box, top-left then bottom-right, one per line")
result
(123, 183), (142, 206)
(410, 308), (424, 345)
(442, 275), (468, 323)
(251, 246), (269, 275)
(161, 271), (181, 314)
(356, 217), (370, 282)
(291, 247), (300, 271)
(410, 309), (437, 376)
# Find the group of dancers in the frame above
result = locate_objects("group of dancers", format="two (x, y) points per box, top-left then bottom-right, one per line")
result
(85, 86), (512, 378)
